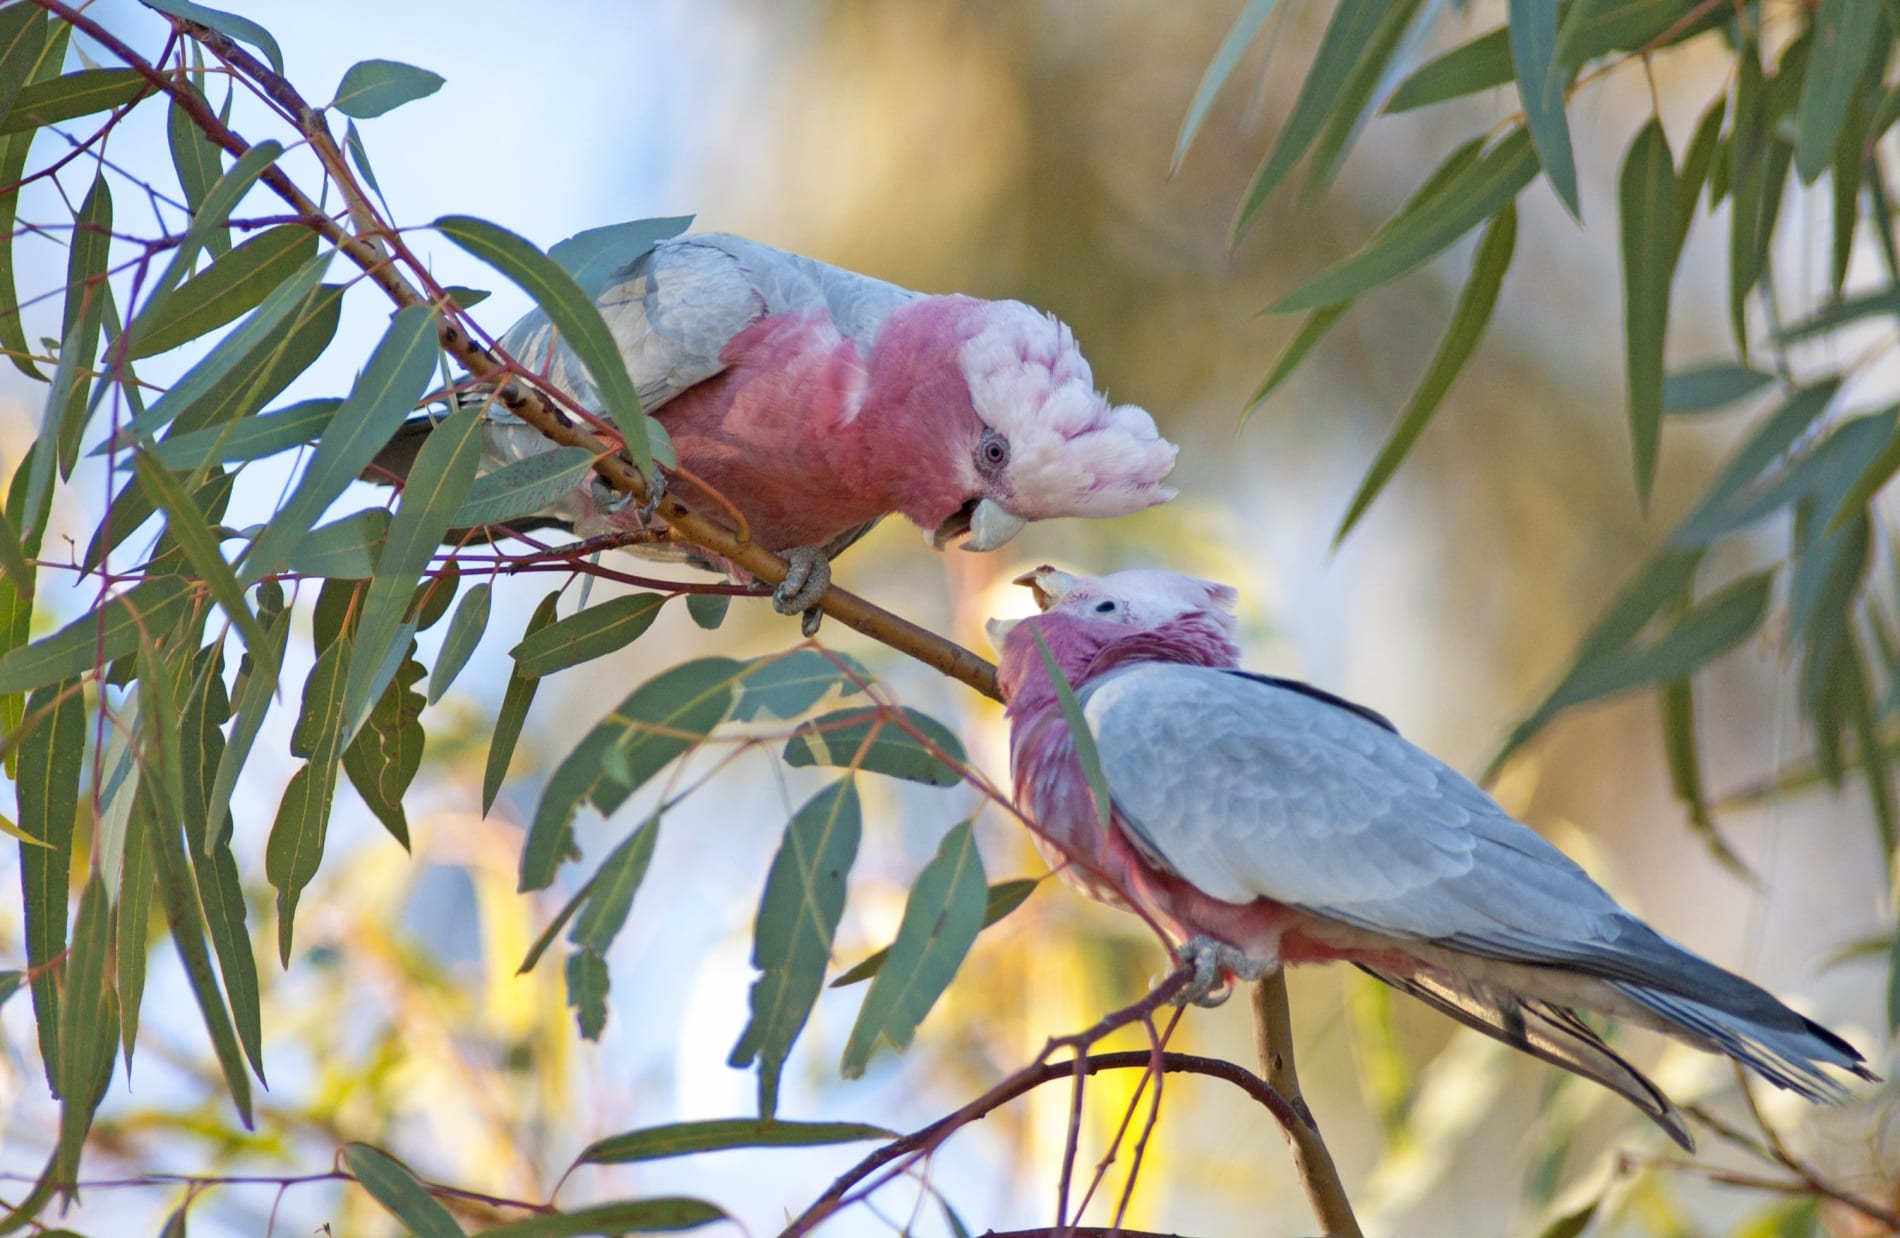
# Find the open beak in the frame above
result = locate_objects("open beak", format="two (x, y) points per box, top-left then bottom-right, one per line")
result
(932, 497), (1027, 552)
(1012, 565), (1078, 612)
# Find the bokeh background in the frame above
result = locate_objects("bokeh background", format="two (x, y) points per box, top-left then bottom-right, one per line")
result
(0, 1), (1893, 1234)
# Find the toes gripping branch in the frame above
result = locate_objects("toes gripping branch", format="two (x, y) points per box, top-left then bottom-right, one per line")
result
(1174, 934), (1274, 1008)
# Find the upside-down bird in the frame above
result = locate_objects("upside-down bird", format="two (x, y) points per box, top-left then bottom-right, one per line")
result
(989, 567), (1877, 1148)
(372, 232), (1176, 630)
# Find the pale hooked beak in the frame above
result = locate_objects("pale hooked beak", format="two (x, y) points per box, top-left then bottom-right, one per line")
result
(983, 616), (1019, 654)
(959, 498), (1028, 553)
(1012, 565), (1078, 612)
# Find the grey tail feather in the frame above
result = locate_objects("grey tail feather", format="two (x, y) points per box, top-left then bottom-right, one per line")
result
(1356, 964), (1695, 1151)
(1608, 982), (1881, 1101)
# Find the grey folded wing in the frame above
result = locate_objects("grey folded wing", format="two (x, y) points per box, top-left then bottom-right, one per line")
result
(1080, 664), (1649, 967)
(490, 231), (919, 421)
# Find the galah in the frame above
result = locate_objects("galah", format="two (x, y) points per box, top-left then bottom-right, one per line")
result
(989, 567), (1877, 1148)
(376, 233), (1177, 630)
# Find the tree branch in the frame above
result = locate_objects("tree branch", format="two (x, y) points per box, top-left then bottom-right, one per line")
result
(1251, 973), (1361, 1238)
(39, 0), (1002, 703)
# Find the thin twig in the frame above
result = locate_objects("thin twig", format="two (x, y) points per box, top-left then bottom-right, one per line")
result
(1251, 973), (1361, 1238)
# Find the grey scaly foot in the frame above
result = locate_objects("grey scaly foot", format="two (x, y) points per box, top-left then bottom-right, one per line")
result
(1172, 934), (1275, 1008)
(773, 546), (831, 636)
(636, 469), (667, 526)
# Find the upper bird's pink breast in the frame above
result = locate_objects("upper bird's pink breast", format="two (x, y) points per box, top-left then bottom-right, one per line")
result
(656, 311), (888, 550)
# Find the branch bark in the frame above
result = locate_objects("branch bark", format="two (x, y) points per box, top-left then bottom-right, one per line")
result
(1252, 973), (1362, 1238)
(39, 0), (1001, 703)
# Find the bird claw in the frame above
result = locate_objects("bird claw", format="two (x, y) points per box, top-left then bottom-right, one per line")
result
(637, 470), (667, 526)
(1171, 935), (1274, 1008)
(774, 546), (831, 635)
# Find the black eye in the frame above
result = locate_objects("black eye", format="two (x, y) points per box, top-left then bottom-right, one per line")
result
(975, 429), (1010, 473)
(1093, 600), (1117, 614)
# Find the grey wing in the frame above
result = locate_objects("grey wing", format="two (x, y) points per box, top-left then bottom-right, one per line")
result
(1081, 664), (1642, 964)
(492, 232), (918, 418)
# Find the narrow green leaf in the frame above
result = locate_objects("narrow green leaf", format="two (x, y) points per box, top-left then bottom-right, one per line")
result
(331, 59), (444, 119)
(148, 397), (339, 471)
(565, 949), (609, 1039)
(167, 83), (227, 258)
(0, 68), (146, 132)
(180, 643), (264, 1076)
(1488, 548), (1703, 777)
(832, 878), (1038, 988)
(0, 506), (30, 602)
(341, 653), (425, 847)
(0, 6), (47, 126)
(581, 1119), (892, 1166)
(116, 249), (329, 447)
(548, 215), (694, 301)
(1336, 202), (1515, 543)
(54, 170), (112, 476)
(53, 874), (118, 1202)
(20, 311), (82, 544)
(1662, 363), (1774, 414)
(268, 637), (350, 964)
(0, 12), (61, 383)
(1240, 303), (1347, 424)
(1619, 118), (1679, 505)
(782, 706), (967, 786)
(1532, 1198), (1601, 1238)
(286, 508), (388, 579)
(207, 582), (289, 842)
(139, 0), (285, 74)
(435, 215), (654, 477)
(1301, 0), (1423, 197)
(1551, 572), (1775, 712)
(18, 680), (82, 1093)
(1173, 0), (1280, 170)
(1385, 28), (1511, 113)
(1674, 404), (1885, 549)
(1555, 0), (1710, 67)
(522, 658), (741, 891)
(1510, 0), (1578, 216)
(1033, 629), (1112, 832)
(510, 592), (667, 678)
(0, 576), (194, 695)
(129, 226), (317, 359)
(841, 821), (986, 1077)
(136, 627), (187, 830)
(1795, 0), (1881, 183)
(1831, 90), (1867, 297)
(730, 780), (862, 1117)
(1232, 0), (1386, 236)
(1659, 677), (1749, 876)
(685, 592), (729, 630)
(132, 454), (273, 677)
(343, 1144), (464, 1238)
(141, 779), (256, 1120)
(484, 590), (559, 814)
(344, 402), (484, 736)
(568, 816), (661, 955)
(429, 581), (490, 703)
(730, 649), (866, 722)
(136, 140), (286, 324)
(452, 445), (599, 527)
(1673, 96), (1725, 258)
(343, 120), (385, 205)
(1271, 127), (1538, 313)
(244, 303), (440, 583)
(1778, 287), (1900, 343)
(476, 1199), (725, 1237)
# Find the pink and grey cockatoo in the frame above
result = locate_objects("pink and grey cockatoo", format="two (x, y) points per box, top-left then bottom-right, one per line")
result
(989, 566), (1877, 1148)
(380, 233), (1176, 630)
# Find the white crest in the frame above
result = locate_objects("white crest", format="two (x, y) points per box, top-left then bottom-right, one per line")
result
(1052, 569), (1238, 637)
(957, 301), (1177, 519)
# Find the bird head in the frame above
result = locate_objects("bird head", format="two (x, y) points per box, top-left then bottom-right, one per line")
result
(987, 566), (1239, 670)
(926, 301), (1177, 553)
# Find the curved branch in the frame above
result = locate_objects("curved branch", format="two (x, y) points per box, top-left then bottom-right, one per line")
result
(37, 0), (1002, 703)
